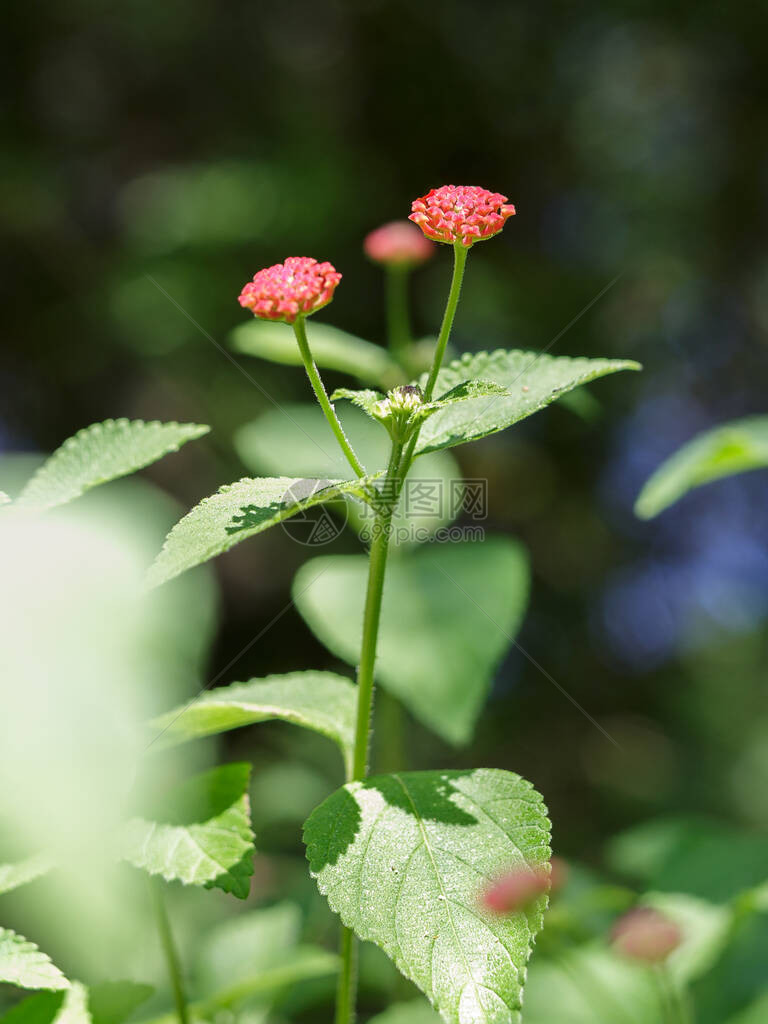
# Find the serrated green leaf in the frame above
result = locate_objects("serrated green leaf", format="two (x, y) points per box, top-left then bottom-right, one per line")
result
(120, 763), (254, 898)
(293, 538), (529, 745)
(304, 769), (551, 1024)
(412, 350), (640, 455)
(0, 928), (68, 992)
(330, 387), (385, 417)
(635, 416), (768, 519)
(87, 982), (154, 1024)
(233, 404), (463, 546)
(369, 1001), (442, 1024)
(0, 854), (52, 896)
(230, 319), (404, 388)
(148, 671), (356, 775)
(16, 420), (209, 511)
(147, 475), (376, 588)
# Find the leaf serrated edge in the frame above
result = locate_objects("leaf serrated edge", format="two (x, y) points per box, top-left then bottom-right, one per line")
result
(303, 769), (551, 1024)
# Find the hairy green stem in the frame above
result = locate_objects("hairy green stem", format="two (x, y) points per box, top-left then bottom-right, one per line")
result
(293, 316), (366, 479)
(423, 242), (468, 401)
(334, 925), (357, 1024)
(401, 243), (469, 475)
(386, 265), (411, 363)
(149, 880), (189, 1024)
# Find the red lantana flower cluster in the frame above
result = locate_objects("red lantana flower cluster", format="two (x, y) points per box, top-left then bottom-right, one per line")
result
(409, 185), (516, 247)
(363, 220), (434, 266)
(238, 256), (341, 323)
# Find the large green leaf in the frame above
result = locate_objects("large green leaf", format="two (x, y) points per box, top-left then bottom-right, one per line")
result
(233, 404), (463, 545)
(16, 420), (209, 511)
(0, 929), (68, 991)
(304, 769), (551, 1024)
(0, 854), (52, 896)
(293, 537), (529, 745)
(149, 671), (356, 775)
(230, 319), (403, 389)
(120, 763), (254, 898)
(147, 475), (376, 587)
(412, 350), (640, 455)
(635, 416), (768, 519)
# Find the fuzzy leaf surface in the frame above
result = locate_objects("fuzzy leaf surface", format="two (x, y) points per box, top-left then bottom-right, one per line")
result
(230, 319), (403, 388)
(304, 769), (551, 1024)
(293, 538), (529, 745)
(147, 475), (375, 587)
(149, 671), (356, 775)
(120, 763), (254, 897)
(17, 420), (209, 510)
(413, 350), (640, 454)
(0, 929), (68, 991)
(635, 416), (768, 518)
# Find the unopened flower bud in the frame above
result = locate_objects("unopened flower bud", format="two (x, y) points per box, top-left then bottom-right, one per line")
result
(364, 221), (434, 267)
(238, 257), (341, 324)
(482, 863), (550, 915)
(410, 185), (516, 247)
(611, 907), (682, 963)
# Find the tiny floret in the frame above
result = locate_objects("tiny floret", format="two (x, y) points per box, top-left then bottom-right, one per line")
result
(410, 185), (516, 247)
(364, 221), (434, 266)
(238, 257), (341, 324)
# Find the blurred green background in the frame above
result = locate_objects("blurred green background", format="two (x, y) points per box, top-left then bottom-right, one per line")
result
(2, 1), (768, 1021)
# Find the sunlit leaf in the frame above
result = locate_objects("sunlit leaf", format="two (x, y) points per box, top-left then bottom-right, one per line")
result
(635, 416), (768, 519)
(412, 350), (640, 455)
(305, 769), (551, 1024)
(0, 854), (52, 896)
(230, 319), (403, 388)
(149, 671), (356, 775)
(0, 929), (68, 992)
(16, 420), (209, 511)
(147, 475), (376, 587)
(233, 404), (463, 545)
(120, 763), (254, 898)
(294, 538), (529, 745)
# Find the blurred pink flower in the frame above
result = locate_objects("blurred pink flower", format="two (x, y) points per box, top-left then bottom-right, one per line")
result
(612, 907), (682, 963)
(238, 257), (341, 323)
(364, 220), (434, 266)
(482, 863), (550, 914)
(409, 185), (516, 247)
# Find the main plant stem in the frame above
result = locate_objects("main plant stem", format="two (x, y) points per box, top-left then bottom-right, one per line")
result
(293, 316), (366, 479)
(334, 244), (467, 1024)
(149, 880), (189, 1024)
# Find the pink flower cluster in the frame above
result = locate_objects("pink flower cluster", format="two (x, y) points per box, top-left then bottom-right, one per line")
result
(410, 185), (516, 247)
(238, 257), (342, 323)
(364, 220), (434, 267)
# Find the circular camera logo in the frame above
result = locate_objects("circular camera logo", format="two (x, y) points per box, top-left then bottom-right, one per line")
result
(280, 479), (347, 547)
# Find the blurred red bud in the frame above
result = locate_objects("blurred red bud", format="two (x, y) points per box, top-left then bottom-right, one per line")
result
(482, 863), (550, 914)
(611, 907), (682, 963)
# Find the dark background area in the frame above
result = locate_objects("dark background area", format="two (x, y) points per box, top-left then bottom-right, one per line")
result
(3, 0), (768, 897)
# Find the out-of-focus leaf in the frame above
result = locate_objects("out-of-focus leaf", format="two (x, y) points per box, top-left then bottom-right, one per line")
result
(305, 769), (551, 1024)
(87, 982), (155, 1024)
(0, 491), (10, 506)
(368, 1001), (442, 1024)
(0, 991), (68, 1024)
(726, 990), (768, 1024)
(523, 945), (663, 1023)
(0, 929), (68, 991)
(149, 671), (356, 775)
(645, 892), (732, 985)
(293, 537), (529, 745)
(0, 854), (52, 896)
(120, 763), (254, 898)
(16, 420), (209, 511)
(412, 350), (640, 455)
(230, 320), (404, 389)
(233, 404), (463, 545)
(635, 416), (768, 518)
(147, 475), (376, 587)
